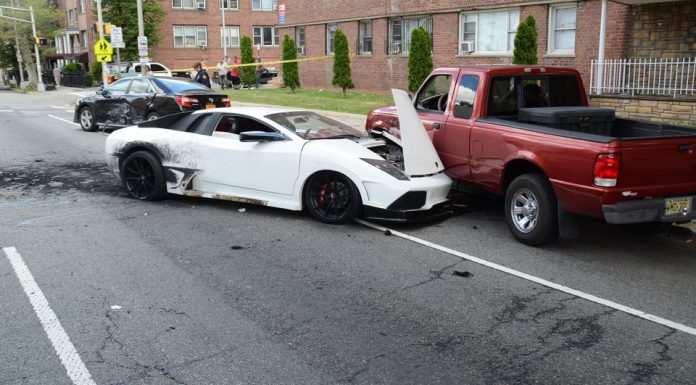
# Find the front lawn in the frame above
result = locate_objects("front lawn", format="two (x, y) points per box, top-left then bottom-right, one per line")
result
(224, 87), (393, 115)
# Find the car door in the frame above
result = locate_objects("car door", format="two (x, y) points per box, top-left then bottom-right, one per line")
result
(122, 78), (155, 123)
(94, 78), (131, 125)
(440, 74), (480, 180)
(413, 73), (453, 151)
(193, 114), (304, 196)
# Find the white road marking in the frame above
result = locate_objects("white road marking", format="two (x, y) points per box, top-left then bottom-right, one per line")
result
(48, 114), (80, 127)
(0, 109), (13, 112)
(2, 247), (97, 385)
(356, 219), (696, 337)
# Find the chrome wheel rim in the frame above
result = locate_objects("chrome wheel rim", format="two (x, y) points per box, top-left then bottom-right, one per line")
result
(510, 188), (539, 234)
(80, 109), (92, 128)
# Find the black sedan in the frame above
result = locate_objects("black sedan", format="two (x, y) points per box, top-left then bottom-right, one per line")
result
(74, 76), (230, 132)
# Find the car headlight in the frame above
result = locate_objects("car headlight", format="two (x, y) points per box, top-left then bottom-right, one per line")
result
(361, 158), (409, 181)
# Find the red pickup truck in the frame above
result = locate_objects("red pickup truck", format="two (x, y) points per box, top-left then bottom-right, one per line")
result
(366, 66), (696, 245)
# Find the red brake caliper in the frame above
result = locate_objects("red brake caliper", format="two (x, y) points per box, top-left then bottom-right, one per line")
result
(318, 183), (329, 205)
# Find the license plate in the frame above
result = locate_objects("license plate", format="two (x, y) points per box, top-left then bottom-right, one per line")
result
(205, 103), (215, 109)
(664, 197), (691, 216)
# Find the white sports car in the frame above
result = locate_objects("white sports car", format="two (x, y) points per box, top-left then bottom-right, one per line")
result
(105, 90), (452, 223)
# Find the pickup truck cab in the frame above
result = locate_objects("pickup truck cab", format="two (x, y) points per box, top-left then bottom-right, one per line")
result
(366, 66), (696, 245)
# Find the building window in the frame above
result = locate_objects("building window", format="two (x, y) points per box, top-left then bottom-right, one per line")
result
(252, 0), (277, 11)
(253, 26), (278, 46)
(221, 25), (240, 47)
(326, 24), (337, 54)
(548, 4), (576, 54)
(296, 26), (306, 55)
(459, 9), (519, 54)
(81, 31), (88, 48)
(388, 16), (432, 55)
(219, 0), (238, 9)
(358, 20), (372, 55)
(78, 0), (84, 13)
(173, 25), (208, 47)
(172, 0), (204, 9)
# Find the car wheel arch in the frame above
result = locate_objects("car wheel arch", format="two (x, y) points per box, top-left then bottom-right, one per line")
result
(502, 159), (548, 193)
(299, 169), (367, 211)
(118, 143), (164, 172)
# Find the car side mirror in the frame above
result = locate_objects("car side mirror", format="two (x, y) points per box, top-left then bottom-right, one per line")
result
(96, 87), (105, 96)
(239, 131), (285, 142)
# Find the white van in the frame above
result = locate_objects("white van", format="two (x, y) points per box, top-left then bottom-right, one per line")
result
(118, 62), (173, 77)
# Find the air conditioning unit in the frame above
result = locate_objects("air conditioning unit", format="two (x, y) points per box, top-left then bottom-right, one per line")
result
(460, 41), (474, 53)
(297, 46), (305, 55)
(196, 0), (205, 9)
(198, 40), (208, 48)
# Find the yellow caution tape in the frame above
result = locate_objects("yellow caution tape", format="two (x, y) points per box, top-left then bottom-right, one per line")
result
(151, 55), (335, 74)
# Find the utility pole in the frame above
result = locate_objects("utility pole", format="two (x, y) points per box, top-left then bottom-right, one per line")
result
(136, 0), (148, 69)
(221, 0), (227, 57)
(7, 0), (25, 87)
(95, 0), (108, 86)
(29, 6), (45, 91)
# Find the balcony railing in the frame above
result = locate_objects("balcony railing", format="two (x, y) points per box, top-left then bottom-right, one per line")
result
(590, 57), (696, 98)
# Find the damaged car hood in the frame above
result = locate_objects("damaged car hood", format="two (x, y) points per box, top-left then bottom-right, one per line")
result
(391, 89), (445, 177)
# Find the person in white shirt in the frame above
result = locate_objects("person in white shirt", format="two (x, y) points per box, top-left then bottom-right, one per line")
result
(217, 57), (229, 89)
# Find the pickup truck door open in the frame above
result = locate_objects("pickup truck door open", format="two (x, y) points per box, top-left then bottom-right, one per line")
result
(413, 73), (452, 150)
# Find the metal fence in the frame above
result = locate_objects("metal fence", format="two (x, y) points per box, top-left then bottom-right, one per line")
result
(60, 72), (92, 88)
(590, 57), (696, 97)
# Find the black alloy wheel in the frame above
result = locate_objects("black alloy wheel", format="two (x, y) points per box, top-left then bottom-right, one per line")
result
(146, 112), (160, 121)
(121, 151), (166, 201)
(304, 172), (362, 224)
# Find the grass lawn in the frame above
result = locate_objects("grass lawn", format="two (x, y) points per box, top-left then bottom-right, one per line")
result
(224, 87), (393, 115)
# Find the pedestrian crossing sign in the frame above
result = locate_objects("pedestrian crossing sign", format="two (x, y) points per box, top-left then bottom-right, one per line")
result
(94, 38), (113, 56)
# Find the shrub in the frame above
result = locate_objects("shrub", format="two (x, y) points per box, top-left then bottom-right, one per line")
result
(239, 36), (256, 86)
(62, 62), (81, 73)
(513, 15), (538, 65)
(91, 62), (102, 84)
(282, 35), (300, 93)
(331, 29), (353, 96)
(407, 27), (433, 93)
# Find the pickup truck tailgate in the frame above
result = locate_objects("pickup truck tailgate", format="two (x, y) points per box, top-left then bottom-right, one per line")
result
(619, 137), (696, 194)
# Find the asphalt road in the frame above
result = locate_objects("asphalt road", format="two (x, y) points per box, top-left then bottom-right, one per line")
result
(1, 87), (695, 385)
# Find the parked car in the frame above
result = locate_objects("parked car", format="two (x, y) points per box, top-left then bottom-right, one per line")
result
(118, 62), (173, 78)
(366, 66), (696, 245)
(75, 76), (230, 131)
(104, 94), (452, 224)
(257, 67), (278, 84)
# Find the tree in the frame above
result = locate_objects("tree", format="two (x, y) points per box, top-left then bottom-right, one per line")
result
(331, 29), (353, 96)
(0, 0), (62, 89)
(100, 0), (164, 61)
(513, 15), (538, 65)
(282, 35), (300, 93)
(407, 27), (433, 93)
(239, 36), (256, 86)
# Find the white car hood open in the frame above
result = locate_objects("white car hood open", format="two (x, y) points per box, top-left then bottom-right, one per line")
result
(391, 89), (445, 177)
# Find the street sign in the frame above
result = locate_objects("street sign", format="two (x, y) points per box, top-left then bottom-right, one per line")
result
(111, 42), (125, 48)
(93, 38), (113, 56)
(137, 36), (148, 57)
(96, 54), (112, 62)
(111, 27), (123, 44)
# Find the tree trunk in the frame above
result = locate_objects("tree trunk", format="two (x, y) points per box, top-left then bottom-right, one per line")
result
(20, 44), (38, 90)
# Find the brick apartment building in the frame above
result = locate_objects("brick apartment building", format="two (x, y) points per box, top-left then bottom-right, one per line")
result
(277, 0), (633, 93)
(151, 0), (281, 72)
(49, 0), (98, 71)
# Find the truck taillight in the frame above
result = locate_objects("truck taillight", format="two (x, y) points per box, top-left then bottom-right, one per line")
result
(175, 96), (192, 108)
(221, 97), (230, 107)
(594, 153), (620, 187)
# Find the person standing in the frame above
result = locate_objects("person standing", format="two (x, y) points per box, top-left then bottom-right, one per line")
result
(52, 65), (61, 88)
(193, 62), (211, 88)
(217, 57), (228, 89)
(228, 56), (241, 90)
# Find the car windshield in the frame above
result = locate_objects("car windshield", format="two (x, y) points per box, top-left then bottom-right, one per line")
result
(265, 111), (366, 140)
(155, 78), (210, 93)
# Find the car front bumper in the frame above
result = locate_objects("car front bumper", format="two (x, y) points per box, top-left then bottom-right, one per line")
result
(363, 201), (453, 223)
(603, 195), (696, 224)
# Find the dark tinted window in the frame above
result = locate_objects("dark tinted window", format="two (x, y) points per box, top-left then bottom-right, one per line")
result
(487, 76), (517, 116)
(487, 75), (582, 116)
(154, 78), (210, 93)
(548, 76), (582, 106)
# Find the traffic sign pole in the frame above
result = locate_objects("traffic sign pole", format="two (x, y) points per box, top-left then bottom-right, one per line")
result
(95, 0), (107, 86)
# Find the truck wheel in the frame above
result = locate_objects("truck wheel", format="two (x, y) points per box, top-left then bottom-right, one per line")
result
(504, 174), (558, 246)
